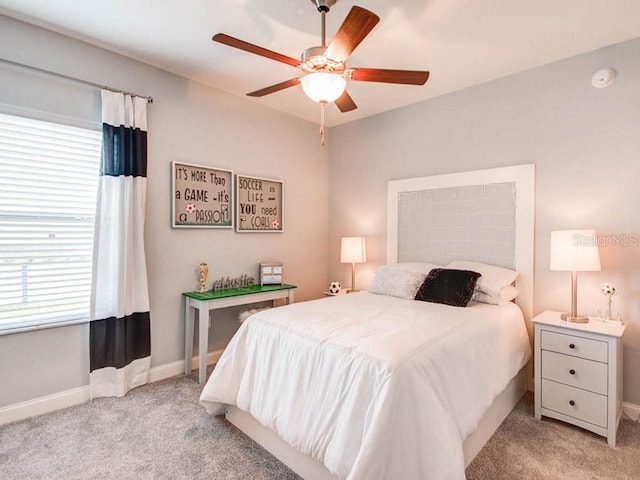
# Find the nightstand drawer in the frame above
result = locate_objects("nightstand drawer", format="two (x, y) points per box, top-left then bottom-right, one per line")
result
(541, 350), (607, 395)
(541, 330), (607, 362)
(541, 379), (607, 428)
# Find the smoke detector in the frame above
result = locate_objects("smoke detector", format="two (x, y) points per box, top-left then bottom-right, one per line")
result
(591, 68), (615, 88)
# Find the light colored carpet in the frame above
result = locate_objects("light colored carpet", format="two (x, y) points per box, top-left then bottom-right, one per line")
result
(467, 393), (640, 480)
(1, 374), (638, 479)
(0, 374), (299, 480)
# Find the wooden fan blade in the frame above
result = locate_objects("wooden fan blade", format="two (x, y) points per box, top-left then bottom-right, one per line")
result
(247, 78), (301, 97)
(324, 6), (380, 62)
(350, 68), (430, 85)
(335, 91), (357, 112)
(213, 33), (300, 67)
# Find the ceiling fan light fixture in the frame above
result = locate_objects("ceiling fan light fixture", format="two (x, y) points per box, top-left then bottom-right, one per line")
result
(300, 72), (346, 104)
(212, 3), (428, 147)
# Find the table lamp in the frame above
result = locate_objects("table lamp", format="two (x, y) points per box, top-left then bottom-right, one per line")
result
(340, 237), (367, 293)
(550, 229), (601, 323)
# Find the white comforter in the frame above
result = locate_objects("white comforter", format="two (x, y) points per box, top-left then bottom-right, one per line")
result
(200, 293), (531, 480)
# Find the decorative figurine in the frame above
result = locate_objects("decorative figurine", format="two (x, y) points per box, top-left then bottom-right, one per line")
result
(198, 262), (209, 292)
(598, 282), (621, 323)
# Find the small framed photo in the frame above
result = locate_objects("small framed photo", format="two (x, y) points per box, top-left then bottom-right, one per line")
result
(236, 175), (283, 233)
(172, 161), (233, 228)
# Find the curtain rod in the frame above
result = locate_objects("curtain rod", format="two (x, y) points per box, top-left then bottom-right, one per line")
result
(0, 57), (153, 103)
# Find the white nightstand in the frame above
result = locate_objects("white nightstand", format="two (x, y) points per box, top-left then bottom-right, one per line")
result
(533, 310), (626, 446)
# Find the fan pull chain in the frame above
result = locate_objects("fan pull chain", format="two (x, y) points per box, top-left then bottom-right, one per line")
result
(320, 102), (326, 146)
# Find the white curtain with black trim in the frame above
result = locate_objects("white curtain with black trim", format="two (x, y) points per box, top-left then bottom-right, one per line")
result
(89, 90), (150, 399)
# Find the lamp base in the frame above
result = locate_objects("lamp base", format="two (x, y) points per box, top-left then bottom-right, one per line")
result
(560, 312), (589, 323)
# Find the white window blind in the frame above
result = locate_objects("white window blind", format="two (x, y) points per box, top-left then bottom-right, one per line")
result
(0, 112), (101, 331)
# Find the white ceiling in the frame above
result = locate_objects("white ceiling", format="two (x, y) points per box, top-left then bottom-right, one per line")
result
(1, 0), (639, 127)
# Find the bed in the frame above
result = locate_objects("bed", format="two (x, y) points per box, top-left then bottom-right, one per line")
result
(200, 165), (535, 479)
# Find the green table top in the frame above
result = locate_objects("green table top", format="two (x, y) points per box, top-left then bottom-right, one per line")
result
(182, 283), (297, 301)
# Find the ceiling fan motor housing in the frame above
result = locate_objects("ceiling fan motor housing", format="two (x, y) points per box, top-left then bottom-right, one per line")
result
(303, 46), (327, 61)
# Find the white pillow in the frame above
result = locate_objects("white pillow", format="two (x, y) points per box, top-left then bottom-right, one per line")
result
(387, 262), (441, 274)
(472, 285), (520, 305)
(368, 266), (427, 300)
(446, 260), (519, 298)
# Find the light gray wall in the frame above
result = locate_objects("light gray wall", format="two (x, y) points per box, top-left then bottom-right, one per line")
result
(328, 38), (640, 404)
(0, 16), (330, 407)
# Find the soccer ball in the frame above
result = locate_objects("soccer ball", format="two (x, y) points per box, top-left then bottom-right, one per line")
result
(600, 283), (617, 296)
(328, 281), (341, 294)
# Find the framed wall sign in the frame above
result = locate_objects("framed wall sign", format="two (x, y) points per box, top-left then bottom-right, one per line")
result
(236, 175), (284, 233)
(172, 161), (233, 228)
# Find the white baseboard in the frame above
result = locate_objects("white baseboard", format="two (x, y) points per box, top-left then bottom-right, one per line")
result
(0, 386), (90, 427)
(190, 349), (224, 372)
(623, 401), (640, 422)
(0, 349), (223, 427)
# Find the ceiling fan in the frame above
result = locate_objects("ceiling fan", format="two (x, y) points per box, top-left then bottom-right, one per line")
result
(212, 0), (430, 144)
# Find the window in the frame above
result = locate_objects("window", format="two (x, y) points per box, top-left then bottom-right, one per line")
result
(0, 112), (101, 332)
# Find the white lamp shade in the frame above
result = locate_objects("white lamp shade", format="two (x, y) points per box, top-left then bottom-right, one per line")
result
(340, 237), (367, 264)
(300, 73), (346, 104)
(550, 229), (601, 271)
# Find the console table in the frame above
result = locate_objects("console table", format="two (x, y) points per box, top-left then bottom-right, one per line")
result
(183, 284), (297, 384)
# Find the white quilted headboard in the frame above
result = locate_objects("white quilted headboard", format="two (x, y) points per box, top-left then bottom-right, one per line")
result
(387, 164), (535, 321)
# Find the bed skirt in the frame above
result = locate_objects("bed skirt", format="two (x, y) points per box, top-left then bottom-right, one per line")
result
(225, 364), (530, 480)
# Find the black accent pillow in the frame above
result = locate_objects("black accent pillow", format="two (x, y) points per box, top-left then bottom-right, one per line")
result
(414, 268), (481, 307)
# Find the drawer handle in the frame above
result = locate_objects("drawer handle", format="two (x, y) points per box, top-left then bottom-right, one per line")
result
(569, 343), (575, 349)
(569, 369), (576, 375)
(569, 400), (575, 406)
